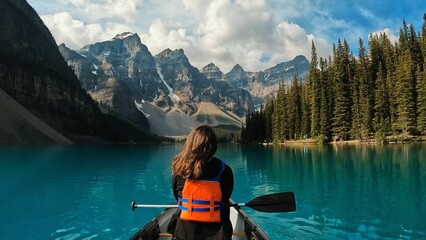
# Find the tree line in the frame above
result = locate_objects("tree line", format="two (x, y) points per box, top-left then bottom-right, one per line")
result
(242, 15), (426, 143)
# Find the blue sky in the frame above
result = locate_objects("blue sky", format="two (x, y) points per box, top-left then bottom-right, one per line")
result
(27, 0), (425, 72)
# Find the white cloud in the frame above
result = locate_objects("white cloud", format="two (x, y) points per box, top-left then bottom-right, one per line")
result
(359, 7), (376, 21)
(41, 12), (130, 49)
(198, 0), (274, 48)
(182, 0), (204, 12)
(36, 0), (333, 73)
(64, 0), (143, 23)
(140, 19), (193, 55)
(372, 28), (399, 44)
(29, 0), (421, 75)
(269, 0), (322, 20)
(139, 0), (331, 72)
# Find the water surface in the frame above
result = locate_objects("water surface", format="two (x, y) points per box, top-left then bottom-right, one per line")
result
(0, 144), (425, 239)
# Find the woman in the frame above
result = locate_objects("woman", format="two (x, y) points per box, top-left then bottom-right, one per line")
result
(171, 125), (234, 240)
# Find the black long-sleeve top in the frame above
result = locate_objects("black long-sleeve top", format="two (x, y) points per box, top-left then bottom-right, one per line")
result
(171, 157), (234, 240)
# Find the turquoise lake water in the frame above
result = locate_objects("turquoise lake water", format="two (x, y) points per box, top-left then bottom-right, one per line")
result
(0, 144), (425, 239)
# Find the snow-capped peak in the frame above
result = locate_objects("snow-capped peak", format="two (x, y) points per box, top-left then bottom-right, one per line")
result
(113, 32), (136, 40)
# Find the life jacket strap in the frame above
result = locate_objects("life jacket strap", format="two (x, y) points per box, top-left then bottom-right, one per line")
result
(178, 205), (224, 212)
(178, 197), (225, 212)
(209, 197), (214, 217)
(179, 197), (223, 205)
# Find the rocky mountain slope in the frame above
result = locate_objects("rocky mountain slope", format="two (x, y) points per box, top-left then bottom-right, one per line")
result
(0, 88), (72, 145)
(58, 34), (152, 129)
(154, 48), (254, 116)
(0, 0), (160, 144)
(201, 55), (310, 106)
(193, 102), (243, 127)
(60, 30), (309, 136)
(137, 101), (243, 137)
(61, 33), (254, 136)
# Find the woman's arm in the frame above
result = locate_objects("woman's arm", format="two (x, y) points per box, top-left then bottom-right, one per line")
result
(172, 174), (185, 200)
(220, 165), (234, 201)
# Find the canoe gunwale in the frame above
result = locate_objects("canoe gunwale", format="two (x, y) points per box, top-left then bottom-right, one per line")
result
(229, 199), (269, 240)
(130, 200), (270, 240)
(130, 208), (174, 240)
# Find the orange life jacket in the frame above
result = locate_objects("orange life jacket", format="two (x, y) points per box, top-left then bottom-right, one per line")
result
(178, 160), (225, 223)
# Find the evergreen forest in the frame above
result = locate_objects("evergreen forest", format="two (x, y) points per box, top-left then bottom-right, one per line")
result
(242, 15), (426, 143)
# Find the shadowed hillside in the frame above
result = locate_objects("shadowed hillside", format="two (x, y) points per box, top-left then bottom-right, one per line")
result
(0, 0), (160, 144)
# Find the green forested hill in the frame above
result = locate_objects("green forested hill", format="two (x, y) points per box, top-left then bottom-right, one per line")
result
(243, 14), (426, 143)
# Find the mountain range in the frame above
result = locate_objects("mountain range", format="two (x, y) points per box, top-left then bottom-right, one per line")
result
(60, 32), (309, 136)
(0, 0), (309, 143)
(201, 55), (309, 107)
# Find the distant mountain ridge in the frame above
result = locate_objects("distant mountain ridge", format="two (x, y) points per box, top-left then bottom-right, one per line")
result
(200, 55), (310, 106)
(59, 31), (310, 135)
(61, 32), (255, 136)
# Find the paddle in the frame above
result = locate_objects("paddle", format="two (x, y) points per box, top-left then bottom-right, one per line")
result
(131, 191), (296, 213)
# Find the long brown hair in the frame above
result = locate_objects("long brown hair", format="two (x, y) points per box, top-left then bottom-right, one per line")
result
(172, 125), (218, 180)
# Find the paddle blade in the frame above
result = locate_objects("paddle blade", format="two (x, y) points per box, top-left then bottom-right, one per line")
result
(245, 192), (296, 212)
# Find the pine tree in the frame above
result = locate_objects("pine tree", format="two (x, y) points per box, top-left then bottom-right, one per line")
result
(422, 14), (426, 56)
(332, 39), (353, 140)
(416, 14), (426, 135)
(395, 50), (416, 136)
(327, 55), (335, 137)
(357, 38), (374, 138)
(272, 102), (280, 143)
(301, 81), (311, 138)
(382, 33), (398, 130)
(398, 20), (410, 53)
(284, 85), (292, 139)
(264, 97), (275, 142)
(409, 23), (423, 68)
(351, 58), (362, 139)
(273, 81), (286, 142)
(319, 58), (331, 138)
(369, 34), (383, 84)
(295, 78), (303, 139)
(258, 106), (266, 141)
(308, 41), (321, 137)
(288, 75), (302, 139)
(416, 62), (426, 134)
(244, 113), (252, 143)
(374, 63), (391, 137)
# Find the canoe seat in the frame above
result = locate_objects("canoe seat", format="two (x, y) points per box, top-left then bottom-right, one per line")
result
(158, 232), (247, 239)
(158, 233), (173, 240)
(156, 228), (245, 238)
(232, 232), (247, 240)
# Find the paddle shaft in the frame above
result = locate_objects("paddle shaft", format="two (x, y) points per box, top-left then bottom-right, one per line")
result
(132, 203), (245, 209)
(132, 192), (296, 212)
(134, 204), (179, 208)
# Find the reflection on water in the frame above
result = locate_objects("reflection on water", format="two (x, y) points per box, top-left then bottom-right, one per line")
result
(234, 144), (426, 239)
(0, 146), (180, 240)
(0, 144), (425, 240)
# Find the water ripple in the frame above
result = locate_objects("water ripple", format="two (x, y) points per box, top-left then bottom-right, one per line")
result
(81, 234), (98, 240)
(54, 233), (81, 240)
(55, 227), (76, 233)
